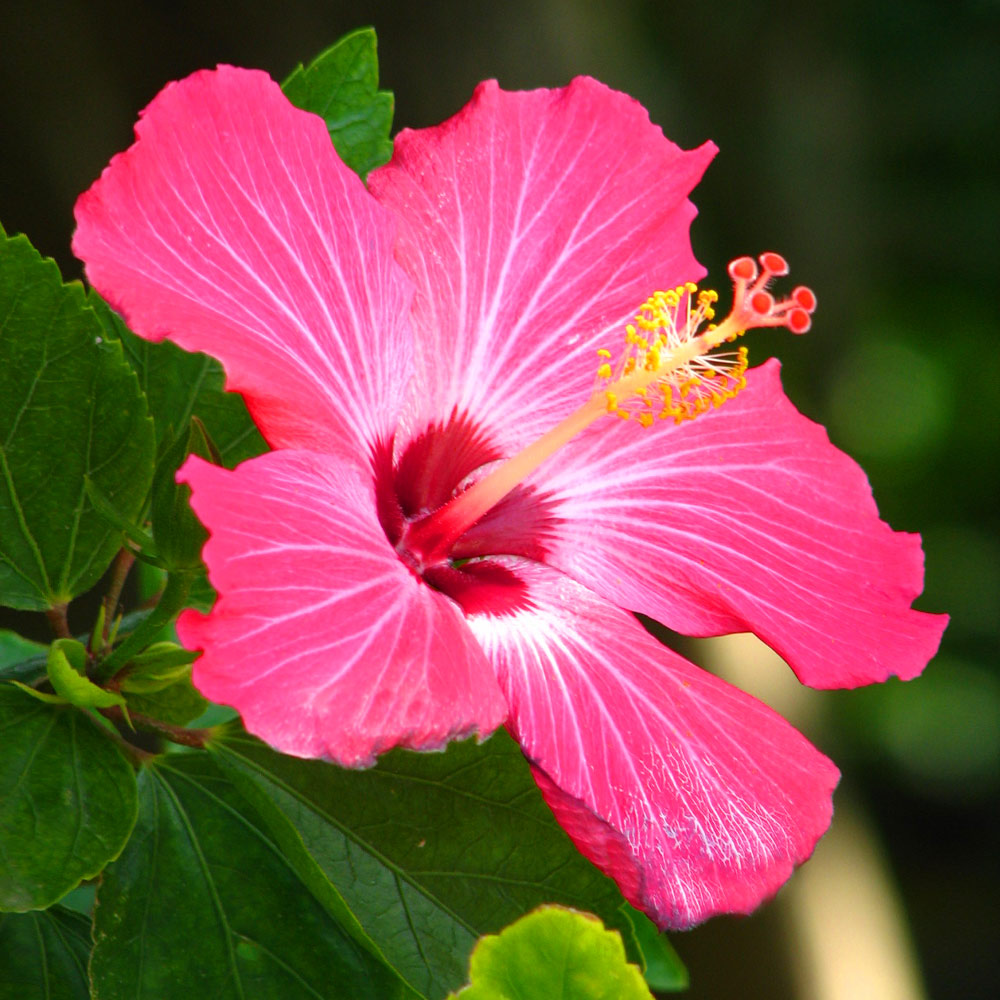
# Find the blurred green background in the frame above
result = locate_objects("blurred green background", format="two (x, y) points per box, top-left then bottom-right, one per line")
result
(1, 0), (996, 996)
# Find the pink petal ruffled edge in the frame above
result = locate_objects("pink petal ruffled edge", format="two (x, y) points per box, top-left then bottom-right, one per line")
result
(74, 66), (413, 462)
(469, 564), (839, 928)
(369, 76), (715, 454)
(177, 450), (507, 765)
(538, 359), (947, 689)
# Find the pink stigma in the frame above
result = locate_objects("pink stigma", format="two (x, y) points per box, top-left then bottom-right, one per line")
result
(728, 253), (817, 335)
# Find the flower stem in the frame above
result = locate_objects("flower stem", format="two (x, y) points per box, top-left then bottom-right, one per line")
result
(100, 704), (211, 749)
(45, 603), (71, 639)
(102, 547), (136, 641)
(96, 571), (194, 680)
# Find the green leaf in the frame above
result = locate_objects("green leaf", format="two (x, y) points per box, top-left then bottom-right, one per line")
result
(0, 905), (92, 1000)
(211, 727), (638, 999)
(0, 225), (155, 611)
(0, 684), (138, 911)
(5, 680), (68, 705)
(47, 638), (126, 710)
(82, 474), (156, 554)
(620, 903), (689, 992)
(150, 418), (212, 570)
(449, 907), (653, 1000)
(91, 293), (266, 467)
(120, 649), (207, 726)
(0, 629), (46, 672)
(120, 642), (198, 693)
(122, 678), (208, 728)
(0, 629), (47, 684)
(283, 27), (394, 178)
(90, 755), (415, 999)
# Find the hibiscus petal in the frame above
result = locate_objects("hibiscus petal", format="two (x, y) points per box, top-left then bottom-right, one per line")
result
(468, 566), (839, 929)
(73, 66), (412, 460)
(539, 359), (947, 689)
(176, 452), (507, 765)
(368, 76), (715, 451)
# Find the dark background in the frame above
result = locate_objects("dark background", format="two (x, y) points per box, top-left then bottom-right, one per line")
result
(2, 1), (997, 997)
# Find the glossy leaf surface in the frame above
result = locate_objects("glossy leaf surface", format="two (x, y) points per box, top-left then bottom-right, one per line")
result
(90, 754), (413, 1000)
(0, 226), (153, 611)
(212, 727), (638, 999)
(0, 685), (137, 911)
(283, 26), (394, 178)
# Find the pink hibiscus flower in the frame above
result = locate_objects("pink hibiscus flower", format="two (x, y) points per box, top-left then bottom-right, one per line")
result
(73, 67), (946, 929)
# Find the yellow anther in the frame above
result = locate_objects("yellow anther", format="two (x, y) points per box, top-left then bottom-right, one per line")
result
(597, 348), (612, 358)
(591, 277), (756, 430)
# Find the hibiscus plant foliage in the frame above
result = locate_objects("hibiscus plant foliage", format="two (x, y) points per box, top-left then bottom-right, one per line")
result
(0, 26), (944, 1000)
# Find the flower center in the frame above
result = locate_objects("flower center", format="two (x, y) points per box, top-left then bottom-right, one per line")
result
(372, 414), (556, 615)
(378, 253), (814, 615)
(407, 253), (815, 560)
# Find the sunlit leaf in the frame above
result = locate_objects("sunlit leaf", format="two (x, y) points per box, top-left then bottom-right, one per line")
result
(283, 27), (394, 178)
(449, 907), (653, 1000)
(47, 639), (126, 711)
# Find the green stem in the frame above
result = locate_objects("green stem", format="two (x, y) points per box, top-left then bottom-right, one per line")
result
(96, 571), (193, 680)
(102, 547), (136, 641)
